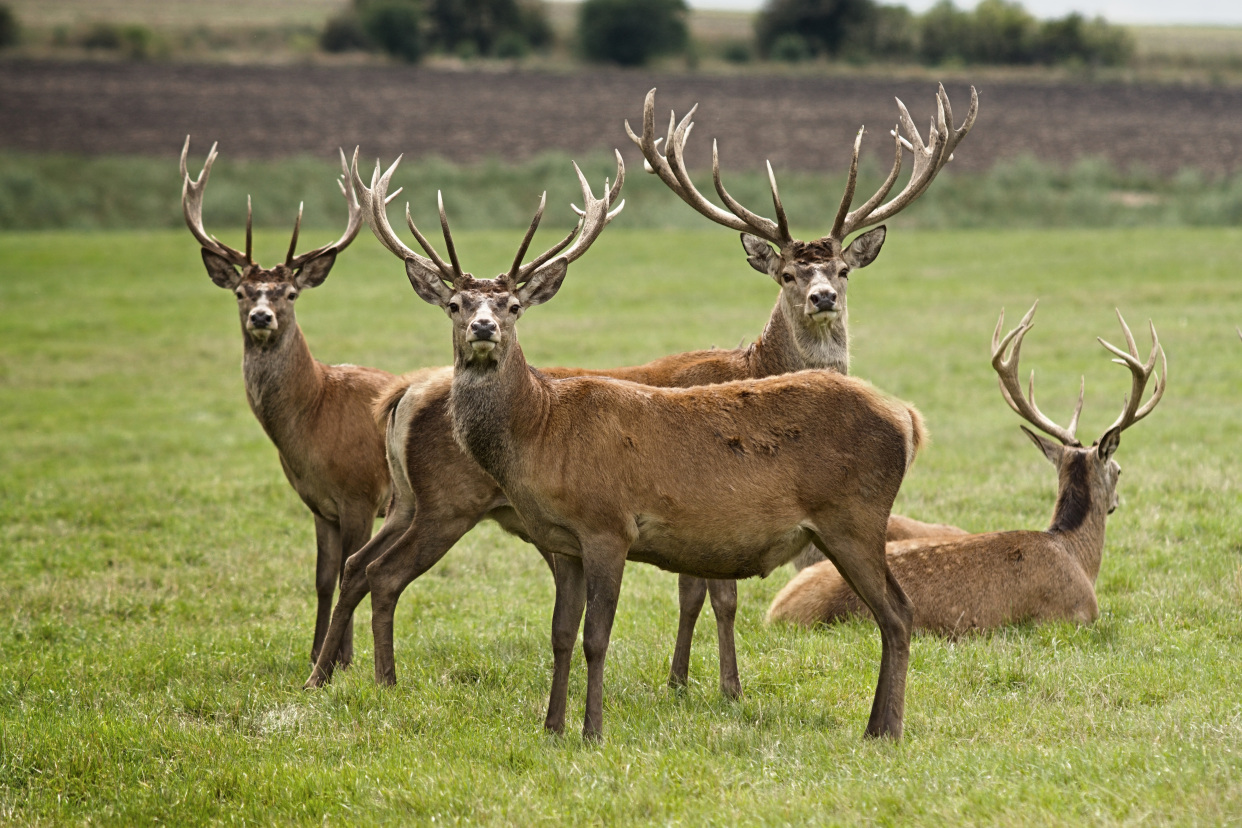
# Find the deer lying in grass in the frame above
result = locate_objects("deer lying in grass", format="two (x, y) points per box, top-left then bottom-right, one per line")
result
(339, 157), (923, 740)
(305, 85), (975, 699)
(767, 303), (1166, 634)
(181, 138), (392, 667)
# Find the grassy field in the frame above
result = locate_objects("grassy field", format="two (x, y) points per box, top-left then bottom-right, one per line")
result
(1, 224), (1240, 823)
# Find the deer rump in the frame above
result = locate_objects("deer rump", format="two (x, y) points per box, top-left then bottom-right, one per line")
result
(449, 367), (922, 581)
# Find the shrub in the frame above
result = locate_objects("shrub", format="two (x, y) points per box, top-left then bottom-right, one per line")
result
(721, 39), (754, 64)
(770, 32), (811, 62)
(756, 0), (877, 59)
(578, 0), (689, 66)
(79, 22), (156, 59)
(494, 31), (531, 59)
(0, 4), (18, 49)
(970, 0), (1036, 64)
(359, 0), (424, 62)
(320, 13), (371, 53)
(1035, 13), (1133, 66)
(426, 0), (551, 56)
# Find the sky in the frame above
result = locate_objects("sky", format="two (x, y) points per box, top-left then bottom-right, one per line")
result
(685, 0), (1242, 26)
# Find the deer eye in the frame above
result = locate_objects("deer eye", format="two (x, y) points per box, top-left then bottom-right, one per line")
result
(235, 289), (245, 298)
(509, 304), (520, 314)
(781, 273), (795, 284)
(839, 269), (850, 279)
(287, 291), (298, 300)
(448, 302), (460, 313)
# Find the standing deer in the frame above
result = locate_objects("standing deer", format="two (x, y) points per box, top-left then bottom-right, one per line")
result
(181, 138), (393, 667)
(340, 157), (924, 740)
(305, 85), (975, 701)
(767, 303), (1166, 634)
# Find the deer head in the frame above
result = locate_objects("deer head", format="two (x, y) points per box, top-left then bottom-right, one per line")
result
(181, 137), (362, 346)
(352, 149), (624, 370)
(992, 302), (1166, 522)
(626, 86), (977, 338)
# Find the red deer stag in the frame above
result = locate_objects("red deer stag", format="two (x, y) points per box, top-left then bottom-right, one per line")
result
(336, 159), (924, 740)
(305, 85), (974, 701)
(767, 302), (1166, 634)
(181, 138), (392, 668)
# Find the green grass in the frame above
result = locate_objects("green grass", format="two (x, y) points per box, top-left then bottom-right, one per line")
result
(2, 226), (1241, 823)
(8, 150), (1242, 233)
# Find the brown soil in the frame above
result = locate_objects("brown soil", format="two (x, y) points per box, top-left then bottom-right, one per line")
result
(3, 59), (1241, 176)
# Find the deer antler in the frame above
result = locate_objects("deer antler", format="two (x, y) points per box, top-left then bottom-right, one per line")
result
(285, 148), (364, 268)
(832, 84), (978, 239)
(511, 152), (626, 285)
(992, 301), (1085, 447)
(1098, 310), (1166, 435)
(180, 136), (252, 267)
(353, 152), (462, 289)
(625, 89), (789, 246)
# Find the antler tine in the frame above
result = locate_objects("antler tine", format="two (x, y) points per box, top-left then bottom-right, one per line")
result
(829, 128), (864, 239)
(287, 147), (365, 267)
(436, 191), (465, 281)
(507, 191), (546, 281)
(626, 88), (783, 245)
(180, 136), (251, 267)
(245, 196), (253, 264)
(991, 301), (1082, 446)
(1099, 311), (1166, 434)
(357, 153), (457, 286)
(837, 85), (977, 238)
(285, 201), (303, 265)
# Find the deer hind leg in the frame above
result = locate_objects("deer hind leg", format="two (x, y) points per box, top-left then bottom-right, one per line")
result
(668, 575), (707, 690)
(330, 511), (378, 669)
(707, 579), (741, 700)
(310, 515), (342, 667)
(544, 552), (585, 735)
(305, 504), (412, 688)
(810, 524), (913, 741)
(580, 539), (629, 741)
(364, 515), (477, 686)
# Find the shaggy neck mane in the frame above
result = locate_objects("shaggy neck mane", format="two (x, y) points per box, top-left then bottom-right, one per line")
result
(1048, 452), (1091, 534)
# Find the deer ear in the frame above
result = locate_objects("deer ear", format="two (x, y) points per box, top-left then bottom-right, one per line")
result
(1096, 427), (1121, 462)
(740, 233), (779, 277)
(405, 258), (454, 307)
(294, 251), (336, 290)
(1020, 425), (1064, 466)
(843, 225), (886, 269)
(516, 259), (568, 308)
(202, 248), (243, 289)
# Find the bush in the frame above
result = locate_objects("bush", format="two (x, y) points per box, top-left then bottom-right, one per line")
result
(756, 0), (877, 59)
(721, 39), (754, 64)
(426, 0), (550, 56)
(320, 13), (371, 53)
(578, 0), (689, 66)
(918, 1), (1132, 67)
(0, 4), (18, 49)
(770, 32), (811, 62)
(970, 0), (1036, 64)
(79, 22), (156, 59)
(359, 0), (424, 62)
(1035, 13), (1133, 66)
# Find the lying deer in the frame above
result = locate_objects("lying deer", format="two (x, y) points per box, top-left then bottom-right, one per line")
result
(767, 302), (1166, 634)
(305, 85), (975, 699)
(181, 138), (393, 667)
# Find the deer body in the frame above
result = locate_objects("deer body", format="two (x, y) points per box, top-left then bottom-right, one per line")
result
(767, 303), (1164, 636)
(183, 138), (390, 667)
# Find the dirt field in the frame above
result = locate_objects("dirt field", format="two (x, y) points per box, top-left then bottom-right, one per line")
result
(3, 59), (1242, 176)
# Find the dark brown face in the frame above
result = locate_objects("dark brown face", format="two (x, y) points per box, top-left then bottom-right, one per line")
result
(443, 277), (525, 365)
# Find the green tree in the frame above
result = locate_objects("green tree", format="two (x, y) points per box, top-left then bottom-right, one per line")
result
(0, 4), (18, 49)
(426, 0), (551, 57)
(578, 0), (689, 66)
(755, 0), (878, 59)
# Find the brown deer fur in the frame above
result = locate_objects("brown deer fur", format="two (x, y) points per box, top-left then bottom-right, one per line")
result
(767, 305), (1166, 636)
(311, 163), (924, 740)
(183, 139), (391, 667)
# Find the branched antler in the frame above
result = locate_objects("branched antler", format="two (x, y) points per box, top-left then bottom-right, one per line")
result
(1098, 310), (1166, 435)
(991, 301), (1085, 447)
(181, 136), (251, 266)
(286, 148), (363, 268)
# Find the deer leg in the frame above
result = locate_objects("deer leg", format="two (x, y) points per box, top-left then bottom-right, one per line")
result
(544, 552), (585, 735)
(707, 578), (741, 700)
(304, 510), (411, 688)
(668, 575), (706, 690)
(365, 516), (476, 686)
(580, 541), (628, 741)
(810, 527), (912, 741)
(330, 511), (380, 670)
(310, 515), (342, 667)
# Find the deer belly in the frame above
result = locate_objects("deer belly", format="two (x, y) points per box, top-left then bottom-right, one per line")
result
(628, 517), (811, 580)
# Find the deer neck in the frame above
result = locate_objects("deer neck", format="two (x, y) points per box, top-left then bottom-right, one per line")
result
(1045, 453), (1109, 583)
(449, 340), (545, 488)
(241, 321), (325, 445)
(750, 296), (850, 377)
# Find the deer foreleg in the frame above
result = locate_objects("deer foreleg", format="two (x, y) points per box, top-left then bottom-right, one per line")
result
(580, 541), (628, 741)
(668, 575), (707, 690)
(544, 552), (585, 735)
(707, 578), (741, 700)
(310, 515), (342, 667)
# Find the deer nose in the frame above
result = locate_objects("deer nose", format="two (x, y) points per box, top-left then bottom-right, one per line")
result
(808, 290), (837, 311)
(249, 309), (273, 328)
(469, 318), (498, 339)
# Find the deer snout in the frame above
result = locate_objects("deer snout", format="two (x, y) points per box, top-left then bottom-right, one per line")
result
(248, 307), (276, 330)
(467, 317), (499, 353)
(806, 288), (838, 316)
